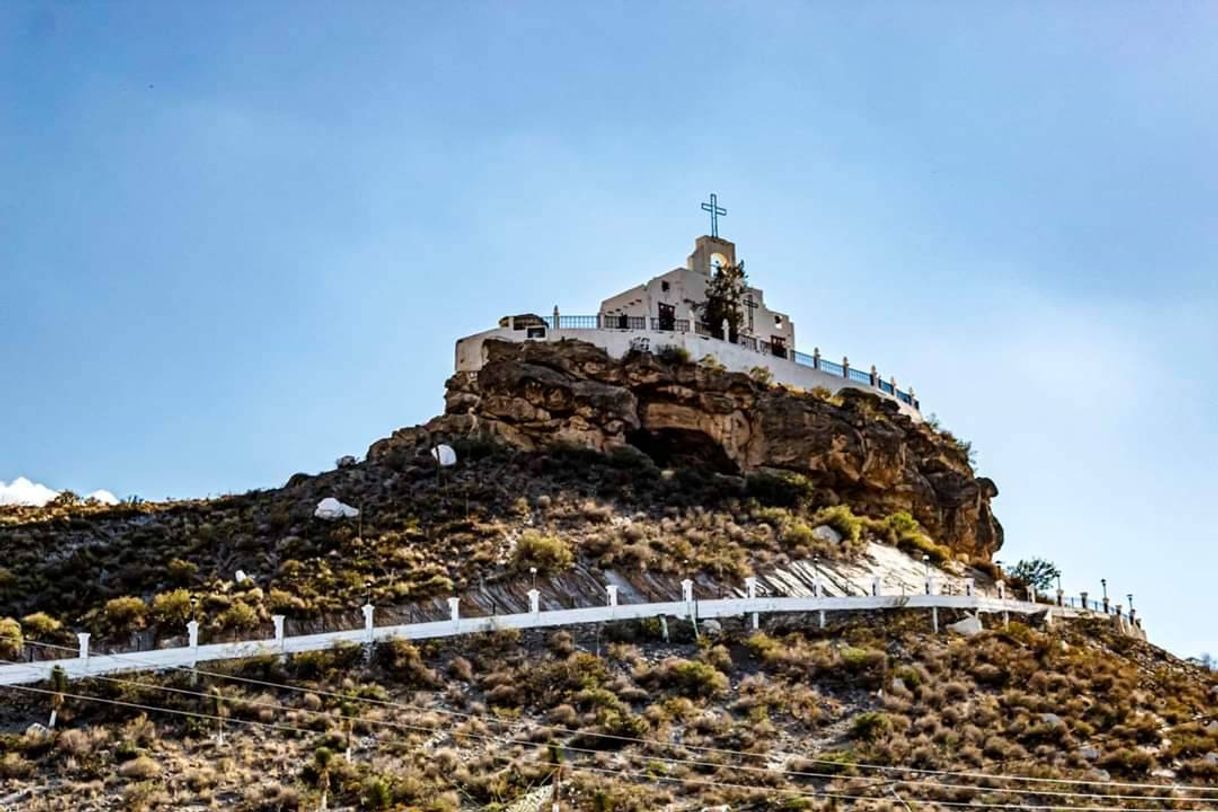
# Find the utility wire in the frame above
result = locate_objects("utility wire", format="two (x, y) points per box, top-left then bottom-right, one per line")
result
(2, 681), (1213, 812)
(16, 637), (1218, 799)
(8, 657), (1200, 807)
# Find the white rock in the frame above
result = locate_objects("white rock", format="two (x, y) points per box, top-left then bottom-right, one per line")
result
(314, 498), (359, 520)
(431, 444), (458, 467)
(947, 615), (984, 637)
(811, 525), (843, 545)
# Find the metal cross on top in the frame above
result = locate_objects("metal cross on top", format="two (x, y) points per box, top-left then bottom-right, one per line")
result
(701, 193), (727, 238)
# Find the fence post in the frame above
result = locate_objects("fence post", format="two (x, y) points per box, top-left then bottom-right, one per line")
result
(272, 615), (285, 648)
(362, 603), (375, 644)
(744, 577), (759, 630)
(447, 597), (460, 632)
(187, 620), (200, 667)
(871, 576), (881, 597)
(77, 632), (90, 673)
(964, 578), (975, 597)
(842, 356), (850, 379)
(812, 347), (821, 370)
(528, 589), (540, 617)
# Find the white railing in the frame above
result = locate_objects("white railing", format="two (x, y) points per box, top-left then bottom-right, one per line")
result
(0, 579), (1118, 687)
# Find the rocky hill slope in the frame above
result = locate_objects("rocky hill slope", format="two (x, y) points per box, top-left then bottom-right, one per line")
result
(3, 339), (1211, 810)
(0, 340), (1003, 652)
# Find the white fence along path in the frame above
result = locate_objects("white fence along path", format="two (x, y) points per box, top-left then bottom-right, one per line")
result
(0, 576), (1114, 688)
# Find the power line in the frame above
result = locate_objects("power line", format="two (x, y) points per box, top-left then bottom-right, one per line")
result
(16, 637), (1218, 799)
(12, 659), (1201, 806)
(3, 681), (1213, 812)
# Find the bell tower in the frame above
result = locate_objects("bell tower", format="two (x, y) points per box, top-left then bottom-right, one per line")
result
(687, 235), (738, 276)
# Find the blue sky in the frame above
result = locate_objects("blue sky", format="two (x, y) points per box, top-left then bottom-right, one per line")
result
(2, 3), (1215, 658)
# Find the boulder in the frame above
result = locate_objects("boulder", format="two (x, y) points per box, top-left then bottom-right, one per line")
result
(811, 525), (844, 546)
(947, 615), (984, 637)
(315, 498), (359, 521)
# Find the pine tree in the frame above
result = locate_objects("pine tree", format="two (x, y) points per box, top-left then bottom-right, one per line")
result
(699, 260), (748, 342)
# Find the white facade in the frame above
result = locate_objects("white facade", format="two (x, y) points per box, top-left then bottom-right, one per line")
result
(599, 236), (796, 357)
(455, 235), (923, 416)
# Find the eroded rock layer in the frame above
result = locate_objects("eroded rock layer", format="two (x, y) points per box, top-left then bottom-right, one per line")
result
(369, 339), (1003, 559)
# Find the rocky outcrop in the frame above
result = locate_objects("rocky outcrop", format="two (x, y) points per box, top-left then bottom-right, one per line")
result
(369, 339), (1003, 559)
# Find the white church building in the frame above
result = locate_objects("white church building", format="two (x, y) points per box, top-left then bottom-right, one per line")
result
(454, 232), (922, 418)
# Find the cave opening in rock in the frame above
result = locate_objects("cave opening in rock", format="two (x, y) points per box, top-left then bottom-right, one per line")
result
(627, 428), (739, 474)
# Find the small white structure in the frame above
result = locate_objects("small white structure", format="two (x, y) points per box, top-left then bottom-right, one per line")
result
(314, 498), (359, 521)
(431, 444), (458, 467)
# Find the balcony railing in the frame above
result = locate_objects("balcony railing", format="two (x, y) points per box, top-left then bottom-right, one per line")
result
(530, 312), (920, 410)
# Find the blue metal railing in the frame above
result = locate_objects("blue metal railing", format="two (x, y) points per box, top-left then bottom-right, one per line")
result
(558, 315), (599, 329)
(518, 313), (920, 410)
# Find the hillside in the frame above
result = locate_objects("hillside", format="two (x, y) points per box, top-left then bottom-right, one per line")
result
(1, 340), (1212, 810)
(0, 341), (1000, 650)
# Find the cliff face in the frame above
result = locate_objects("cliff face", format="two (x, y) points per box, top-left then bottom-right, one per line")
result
(370, 339), (1003, 560)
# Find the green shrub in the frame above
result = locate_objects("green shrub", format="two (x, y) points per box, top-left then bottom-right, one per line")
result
(749, 366), (774, 385)
(511, 530), (574, 574)
(0, 618), (22, 658)
(217, 602), (259, 631)
(20, 612), (60, 638)
(812, 505), (863, 545)
(150, 589), (193, 626)
(103, 596), (147, 632)
(851, 711), (892, 742)
(656, 658), (728, 698)
(656, 345), (692, 365)
(746, 471), (815, 508)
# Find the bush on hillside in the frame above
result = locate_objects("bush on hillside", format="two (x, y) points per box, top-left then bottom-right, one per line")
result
(511, 530), (574, 574)
(746, 470), (815, 508)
